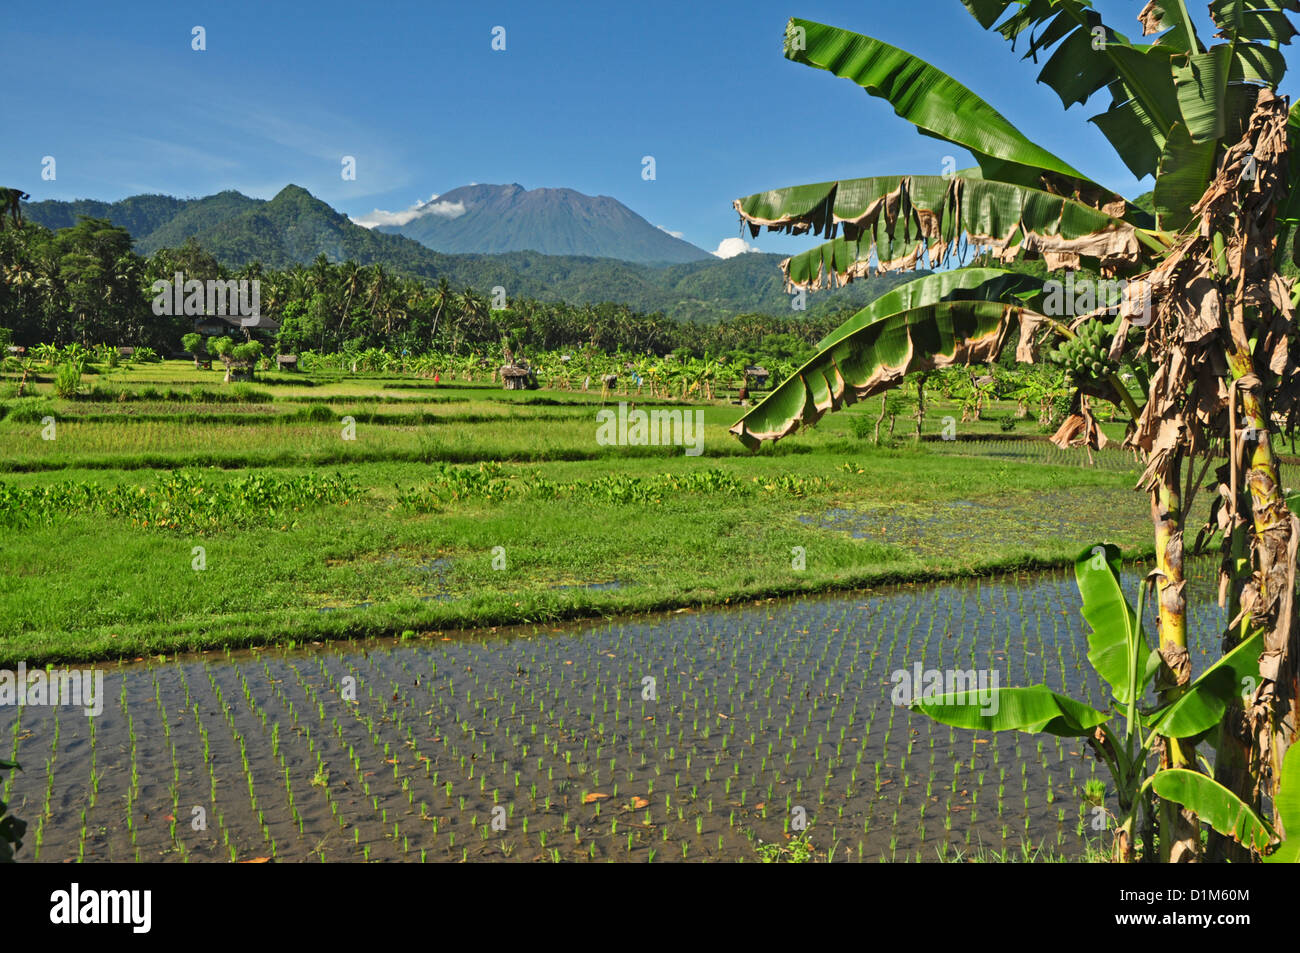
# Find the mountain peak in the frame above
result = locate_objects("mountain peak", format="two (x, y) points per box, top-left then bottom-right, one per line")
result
(378, 183), (710, 264)
(269, 184), (319, 203)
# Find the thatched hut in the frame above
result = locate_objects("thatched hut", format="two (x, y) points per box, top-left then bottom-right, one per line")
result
(500, 364), (536, 390)
(744, 365), (770, 388)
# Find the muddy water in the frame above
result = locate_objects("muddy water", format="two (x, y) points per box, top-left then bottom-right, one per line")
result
(1, 565), (1226, 863)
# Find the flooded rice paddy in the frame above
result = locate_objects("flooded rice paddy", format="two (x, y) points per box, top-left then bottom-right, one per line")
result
(2, 565), (1226, 863)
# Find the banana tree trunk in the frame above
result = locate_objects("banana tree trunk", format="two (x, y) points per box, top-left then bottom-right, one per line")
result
(1210, 440), (1258, 863)
(1151, 459), (1201, 862)
(1229, 351), (1299, 837)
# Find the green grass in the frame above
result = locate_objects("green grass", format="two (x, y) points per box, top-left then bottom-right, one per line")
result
(0, 360), (1172, 665)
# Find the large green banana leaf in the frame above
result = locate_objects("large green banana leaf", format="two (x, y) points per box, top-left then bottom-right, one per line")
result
(1149, 769), (1275, 852)
(782, 18), (1121, 207)
(1150, 0), (1294, 216)
(1153, 122), (1220, 232)
(1211, 0), (1299, 53)
(1074, 543), (1159, 706)
(813, 268), (1043, 351)
(734, 174), (1148, 288)
(912, 684), (1110, 737)
(960, 0), (1294, 183)
(1146, 631), (1264, 739)
(1263, 743), (1300, 862)
(729, 297), (1030, 449)
(959, 0), (1180, 177)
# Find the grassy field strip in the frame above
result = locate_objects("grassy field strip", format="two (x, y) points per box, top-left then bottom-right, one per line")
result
(1, 446), (1183, 665)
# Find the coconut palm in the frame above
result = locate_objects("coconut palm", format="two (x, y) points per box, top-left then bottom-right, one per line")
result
(729, 4), (1299, 862)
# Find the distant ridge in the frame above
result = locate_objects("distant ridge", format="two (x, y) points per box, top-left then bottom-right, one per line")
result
(21, 185), (920, 321)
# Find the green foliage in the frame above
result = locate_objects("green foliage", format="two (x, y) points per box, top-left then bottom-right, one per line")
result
(53, 361), (82, 399)
(0, 471), (358, 533)
(231, 341), (263, 364)
(395, 463), (832, 511)
(3, 398), (57, 423)
(912, 543), (1279, 860)
(848, 415), (875, 440)
(756, 832), (816, 863)
(14, 185), (921, 335)
(226, 383), (272, 402)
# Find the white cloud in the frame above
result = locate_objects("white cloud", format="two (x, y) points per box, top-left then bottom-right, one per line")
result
(656, 225), (685, 239)
(712, 237), (760, 258)
(351, 193), (467, 229)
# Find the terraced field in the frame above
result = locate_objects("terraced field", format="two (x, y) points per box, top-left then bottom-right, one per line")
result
(1, 361), (1212, 863)
(1, 565), (1230, 863)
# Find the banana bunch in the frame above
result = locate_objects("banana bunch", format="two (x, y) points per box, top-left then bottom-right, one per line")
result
(1048, 320), (1118, 385)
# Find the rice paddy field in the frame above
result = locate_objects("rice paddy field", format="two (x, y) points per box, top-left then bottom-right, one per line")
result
(1, 566), (1230, 864)
(0, 359), (1243, 862)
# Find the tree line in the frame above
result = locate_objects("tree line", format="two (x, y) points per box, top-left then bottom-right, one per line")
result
(0, 217), (858, 363)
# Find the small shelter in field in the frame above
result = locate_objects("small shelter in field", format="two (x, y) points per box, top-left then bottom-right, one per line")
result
(744, 365), (770, 388)
(117, 346), (135, 359)
(500, 364), (537, 390)
(276, 354), (299, 370)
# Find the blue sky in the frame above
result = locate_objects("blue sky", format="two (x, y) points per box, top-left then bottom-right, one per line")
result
(7, 1), (1295, 257)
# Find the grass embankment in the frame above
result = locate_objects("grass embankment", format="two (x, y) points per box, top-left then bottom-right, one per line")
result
(0, 360), (1174, 665)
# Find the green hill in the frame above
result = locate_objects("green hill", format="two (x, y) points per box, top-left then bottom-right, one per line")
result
(23, 185), (918, 320)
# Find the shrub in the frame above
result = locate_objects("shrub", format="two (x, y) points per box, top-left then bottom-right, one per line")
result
(54, 362), (81, 399)
(231, 341), (263, 364)
(228, 383), (273, 403)
(4, 399), (57, 424)
(0, 470), (359, 533)
(83, 384), (125, 402)
(297, 404), (335, 422)
(181, 333), (206, 366)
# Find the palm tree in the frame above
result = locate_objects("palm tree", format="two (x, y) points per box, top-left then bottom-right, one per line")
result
(729, 5), (1299, 862)
(429, 277), (452, 348)
(335, 260), (365, 338)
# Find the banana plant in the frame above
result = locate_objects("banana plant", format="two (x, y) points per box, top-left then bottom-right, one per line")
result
(730, 5), (1300, 859)
(912, 544), (1276, 861)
